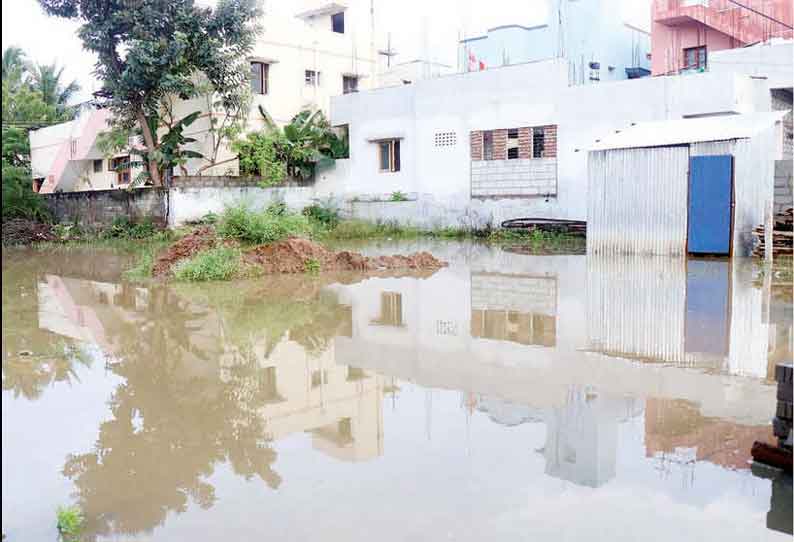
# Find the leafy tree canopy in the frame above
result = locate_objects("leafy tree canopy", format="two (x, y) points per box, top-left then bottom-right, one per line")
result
(37, 0), (261, 185)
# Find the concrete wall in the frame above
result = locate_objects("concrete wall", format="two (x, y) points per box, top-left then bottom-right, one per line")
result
(471, 158), (557, 198)
(41, 187), (167, 228)
(458, 0), (650, 83)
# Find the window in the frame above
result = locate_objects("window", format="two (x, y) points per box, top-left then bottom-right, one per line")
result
(532, 127), (545, 158)
(111, 156), (131, 185)
(93, 159), (103, 173)
(483, 130), (494, 160)
(683, 46), (707, 71)
(32, 178), (44, 193)
(343, 75), (358, 94)
(507, 128), (519, 159)
(311, 370), (328, 388)
(250, 61), (269, 94)
(378, 139), (400, 172)
(305, 70), (320, 86)
(371, 292), (403, 326)
(434, 131), (457, 147)
(331, 12), (345, 34)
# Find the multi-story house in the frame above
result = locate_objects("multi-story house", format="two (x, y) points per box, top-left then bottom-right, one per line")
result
(651, 0), (793, 75)
(31, 0), (379, 193)
(458, 0), (652, 84)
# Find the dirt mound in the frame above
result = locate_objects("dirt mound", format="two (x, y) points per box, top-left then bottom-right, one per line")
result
(152, 226), (217, 277)
(244, 237), (447, 274)
(2, 219), (54, 245)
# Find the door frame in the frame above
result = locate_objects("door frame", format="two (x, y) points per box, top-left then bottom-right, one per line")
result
(685, 153), (735, 258)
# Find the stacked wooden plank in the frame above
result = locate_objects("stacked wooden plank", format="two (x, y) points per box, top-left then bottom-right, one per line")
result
(752, 207), (793, 257)
(501, 218), (587, 236)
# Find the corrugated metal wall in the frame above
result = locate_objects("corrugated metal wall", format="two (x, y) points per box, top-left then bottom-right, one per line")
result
(586, 256), (688, 363)
(587, 146), (690, 255)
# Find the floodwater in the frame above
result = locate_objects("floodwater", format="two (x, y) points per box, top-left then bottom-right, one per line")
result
(2, 241), (792, 541)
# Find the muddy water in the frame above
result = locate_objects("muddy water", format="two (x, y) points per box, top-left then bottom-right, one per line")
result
(2, 242), (792, 541)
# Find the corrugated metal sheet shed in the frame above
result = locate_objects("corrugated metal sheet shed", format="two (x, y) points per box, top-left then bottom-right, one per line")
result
(587, 112), (784, 257)
(589, 111), (787, 151)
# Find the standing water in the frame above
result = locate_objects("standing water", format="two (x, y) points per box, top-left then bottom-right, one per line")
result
(2, 241), (792, 541)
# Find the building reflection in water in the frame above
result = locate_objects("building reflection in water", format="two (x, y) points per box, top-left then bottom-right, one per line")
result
(4, 249), (790, 539)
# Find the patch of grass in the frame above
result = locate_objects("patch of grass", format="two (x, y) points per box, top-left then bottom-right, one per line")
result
(304, 257), (321, 274)
(302, 202), (340, 228)
(56, 505), (83, 542)
(217, 203), (309, 244)
(172, 246), (242, 282)
(123, 245), (159, 281)
(389, 191), (408, 202)
(102, 217), (160, 240)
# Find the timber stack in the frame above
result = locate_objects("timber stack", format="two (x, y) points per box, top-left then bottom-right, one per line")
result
(752, 363), (793, 472)
(752, 207), (793, 257)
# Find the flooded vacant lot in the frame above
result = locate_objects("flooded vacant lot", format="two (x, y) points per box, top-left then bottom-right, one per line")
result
(2, 241), (792, 541)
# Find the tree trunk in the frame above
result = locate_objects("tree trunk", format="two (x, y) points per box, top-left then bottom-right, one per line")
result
(136, 109), (162, 186)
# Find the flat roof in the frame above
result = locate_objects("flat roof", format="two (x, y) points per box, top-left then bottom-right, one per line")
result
(589, 111), (787, 151)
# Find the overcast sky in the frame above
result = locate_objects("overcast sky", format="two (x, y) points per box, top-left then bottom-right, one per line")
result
(2, 0), (651, 103)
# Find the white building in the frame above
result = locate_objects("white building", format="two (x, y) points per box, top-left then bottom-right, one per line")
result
(459, 0), (651, 84)
(31, 0), (380, 193)
(324, 50), (789, 229)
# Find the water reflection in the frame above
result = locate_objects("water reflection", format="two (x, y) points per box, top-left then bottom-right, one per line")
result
(2, 246), (792, 541)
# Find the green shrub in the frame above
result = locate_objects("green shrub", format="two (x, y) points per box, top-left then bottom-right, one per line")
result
(173, 246), (241, 281)
(56, 505), (83, 542)
(390, 191), (408, 202)
(302, 202), (340, 228)
(103, 217), (158, 239)
(232, 131), (287, 187)
(217, 204), (309, 244)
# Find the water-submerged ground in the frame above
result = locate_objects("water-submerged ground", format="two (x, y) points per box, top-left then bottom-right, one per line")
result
(2, 240), (792, 541)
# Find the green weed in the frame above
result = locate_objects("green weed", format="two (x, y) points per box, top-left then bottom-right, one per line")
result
(173, 246), (242, 282)
(56, 505), (83, 542)
(217, 203), (309, 244)
(304, 258), (321, 274)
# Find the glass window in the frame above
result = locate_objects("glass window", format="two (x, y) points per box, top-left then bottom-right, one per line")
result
(683, 46), (707, 71)
(332, 12), (345, 34)
(378, 140), (400, 172)
(93, 159), (103, 173)
(250, 62), (268, 94)
(305, 70), (320, 86)
(507, 128), (519, 159)
(111, 156), (131, 184)
(343, 75), (358, 94)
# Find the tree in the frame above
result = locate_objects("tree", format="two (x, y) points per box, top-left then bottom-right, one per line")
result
(38, 0), (261, 186)
(29, 62), (81, 118)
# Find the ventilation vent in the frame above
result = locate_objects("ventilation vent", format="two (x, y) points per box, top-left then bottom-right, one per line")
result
(434, 131), (457, 147)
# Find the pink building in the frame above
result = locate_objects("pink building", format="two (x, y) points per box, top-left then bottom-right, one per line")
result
(651, 0), (793, 75)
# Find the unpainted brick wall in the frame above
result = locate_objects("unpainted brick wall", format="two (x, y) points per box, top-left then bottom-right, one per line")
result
(471, 125), (558, 161)
(42, 188), (167, 227)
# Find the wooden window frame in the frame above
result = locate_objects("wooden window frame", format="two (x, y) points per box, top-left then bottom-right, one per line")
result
(111, 156), (131, 185)
(683, 45), (707, 71)
(378, 139), (401, 173)
(251, 61), (269, 95)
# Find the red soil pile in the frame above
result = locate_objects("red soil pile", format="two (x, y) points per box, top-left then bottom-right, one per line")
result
(152, 226), (217, 277)
(244, 237), (447, 274)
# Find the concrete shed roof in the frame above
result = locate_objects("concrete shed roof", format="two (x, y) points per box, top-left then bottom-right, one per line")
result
(589, 111), (787, 151)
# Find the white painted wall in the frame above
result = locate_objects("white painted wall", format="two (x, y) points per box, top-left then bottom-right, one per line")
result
(330, 59), (781, 227)
(710, 40), (794, 90)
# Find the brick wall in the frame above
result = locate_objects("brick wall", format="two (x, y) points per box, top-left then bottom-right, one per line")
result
(493, 129), (507, 160)
(470, 131), (483, 161)
(470, 273), (557, 315)
(42, 187), (167, 228)
(518, 127), (532, 159)
(543, 125), (558, 158)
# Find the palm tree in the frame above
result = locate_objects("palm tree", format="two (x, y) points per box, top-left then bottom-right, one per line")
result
(29, 62), (80, 118)
(2, 46), (29, 90)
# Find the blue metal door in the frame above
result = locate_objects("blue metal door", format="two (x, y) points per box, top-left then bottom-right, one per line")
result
(685, 260), (730, 357)
(687, 155), (733, 255)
